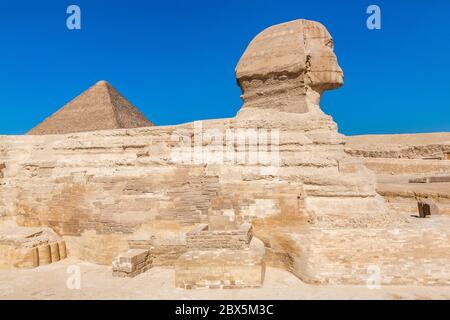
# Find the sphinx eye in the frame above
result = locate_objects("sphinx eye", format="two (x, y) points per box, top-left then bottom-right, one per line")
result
(326, 39), (334, 49)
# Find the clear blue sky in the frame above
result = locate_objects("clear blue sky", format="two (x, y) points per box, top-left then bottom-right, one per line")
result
(1, 0), (449, 135)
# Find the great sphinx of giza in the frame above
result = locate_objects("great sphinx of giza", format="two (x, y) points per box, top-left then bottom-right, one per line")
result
(0, 19), (449, 285)
(231, 19), (388, 224)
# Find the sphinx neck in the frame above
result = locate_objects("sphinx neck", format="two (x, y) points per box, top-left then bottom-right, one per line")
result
(305, 88), (323, 106)
(237, 72), (328, 115)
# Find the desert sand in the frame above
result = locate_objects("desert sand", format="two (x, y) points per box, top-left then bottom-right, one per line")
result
(1, 258), (449, 300)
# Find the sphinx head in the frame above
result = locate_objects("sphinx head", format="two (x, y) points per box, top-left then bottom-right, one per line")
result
(236, 19), (343, 113)
(302, 20), (344, 90)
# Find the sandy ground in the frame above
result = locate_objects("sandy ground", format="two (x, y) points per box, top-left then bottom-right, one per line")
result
(0, 258), (449, 300)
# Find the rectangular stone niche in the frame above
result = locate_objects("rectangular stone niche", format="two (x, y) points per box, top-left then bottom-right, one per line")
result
(186, 223), (253, 250)
(0, 226), (67, 269)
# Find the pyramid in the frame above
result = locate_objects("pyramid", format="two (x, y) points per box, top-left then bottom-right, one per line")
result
(28, 80), (154, 135)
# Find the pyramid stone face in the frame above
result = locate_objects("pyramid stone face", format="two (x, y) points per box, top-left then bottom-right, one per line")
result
(28, 81), (153, 135)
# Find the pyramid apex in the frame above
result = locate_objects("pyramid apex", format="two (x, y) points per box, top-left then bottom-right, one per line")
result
(95, 80), (110, 86)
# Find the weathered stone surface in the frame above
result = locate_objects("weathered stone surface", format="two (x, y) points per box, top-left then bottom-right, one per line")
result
(289, 219), (450, 286)
(0, 222), (67, 269)
(417, 199), (439, 218)
(409, 176), (450, 184)
(346, 133), (450, 217)
(28, 81), (153, 135)
(346, 133), (450, 160)
(112, 248), (153, 278)
(186, 223), (253, 250)
(175, 237), (265, 289)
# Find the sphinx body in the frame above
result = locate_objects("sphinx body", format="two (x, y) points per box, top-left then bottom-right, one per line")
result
(230, 19), (388, 225)
(0, 19), (449, 285)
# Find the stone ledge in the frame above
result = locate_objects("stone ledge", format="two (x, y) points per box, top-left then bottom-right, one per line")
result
(186, 223), (253, 250)
(112, 249), (153, 278)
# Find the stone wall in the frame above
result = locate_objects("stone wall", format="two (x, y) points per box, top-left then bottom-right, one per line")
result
(0, 115), (385, 269)
(175, 237), (266, 289)
(358, 158), (450, 176)
(1, 84), (447, 285)
(186, 223), (252, 250)
(175, 250), (265, 289)
(0, 224), (67, 268)
(0, 163), (5, 179)
(345, 133), (450, 219)
(291, 220), (450, 285)
(0, 126), (220, 263)
(346, 133), (450, 160)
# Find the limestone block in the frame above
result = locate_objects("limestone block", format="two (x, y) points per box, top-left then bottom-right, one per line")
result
(186, 223), (253, 250)
(0, 224), (67, 268)
(112, 249), (153, 278)
(37, 245), (52, 265)
(175, 237), (265, 289)
(13, 247), (39, 269)
(290, 224), (450, 286)
(58, 241), (67, 259)
(346, 133), (450, 160)
(149, 244), (187, 266)
(50, 242), (60, 262)
(65, 231), (129, 265)
(208, 214), (237, 231)
(127, 239), (154, 250)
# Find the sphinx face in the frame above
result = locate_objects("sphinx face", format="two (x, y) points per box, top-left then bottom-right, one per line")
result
(305, 22), (344, 90)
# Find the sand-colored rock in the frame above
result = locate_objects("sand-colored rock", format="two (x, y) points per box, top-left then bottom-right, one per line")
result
(236, 19), (343, 113)
(28, 81), (153, 135)
(58, 240), (67, 259)
(346, 133), (450, 160)
(112, 248), (153, 278)
(0, 222), (67, 269)
(346, 133), (450, 217)
(176, 233), (266, 289)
